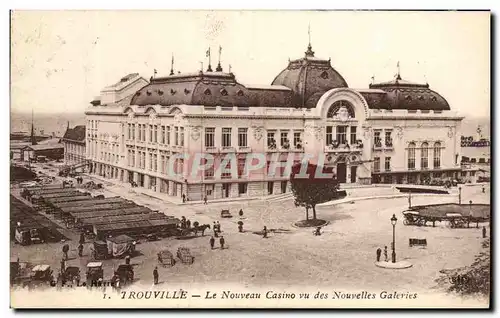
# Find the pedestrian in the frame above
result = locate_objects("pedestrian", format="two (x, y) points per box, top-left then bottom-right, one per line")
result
(376, 247), (382, 262)
(79, 233), (85, 245)
(153, 266), (159, 285)
(263, 226), (268, 238)
(213, 227), (219, 238)
(384, 246), (388, 262)
(482, 226), (487, 238)
(78, 243), (83, 257)
(186, 220), (191, 228)
(182, 194), (186, 203)
(60, 259), (66, 273)
(216, 221), (221, 233)
(204, 196), (208, 205)
(209, 236), (215, 250)
(239, 209), (243, 217)
(220, 236), (225, 249)
(482, 186), (485, 193)
(238, 223), (243, 233)
(125, 255), (131, 265)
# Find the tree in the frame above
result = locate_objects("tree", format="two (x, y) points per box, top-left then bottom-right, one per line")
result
(290, 162), (341, 220)
(435, 239), (490, 296)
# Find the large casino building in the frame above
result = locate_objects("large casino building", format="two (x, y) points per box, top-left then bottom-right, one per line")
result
(85, 43), (463, 201)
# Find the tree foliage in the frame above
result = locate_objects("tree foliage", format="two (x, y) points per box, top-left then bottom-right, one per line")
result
(435, 239), (490, 296)
(290, 162), (340, 220)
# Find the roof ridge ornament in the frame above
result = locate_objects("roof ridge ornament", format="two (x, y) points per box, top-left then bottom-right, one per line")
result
(305, 23), (315, 57)
(216, 45), (223, 72)
(170, 53), (175, 76)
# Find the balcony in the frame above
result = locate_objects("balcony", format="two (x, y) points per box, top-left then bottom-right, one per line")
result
(238, 146), (252, 153)
(324, 140), (363, 153)
(220, 146), (236, 153)
(205, 146), (218, 154)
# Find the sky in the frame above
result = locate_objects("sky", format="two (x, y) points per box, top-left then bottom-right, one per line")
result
(10, 10), (490, 118)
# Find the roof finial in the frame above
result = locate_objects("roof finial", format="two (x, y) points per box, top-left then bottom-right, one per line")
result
(216, 45), (223, 72)
(228, 64), (232, 74)
(371, 74), (375, 85)
(206, 47), (213, 72)
(153, 69), (157, 78)
(199, 61), (203, 73)
(170, 53), (174, 76)
(305, 23), (315, 57)
(396, 61), (401, 80)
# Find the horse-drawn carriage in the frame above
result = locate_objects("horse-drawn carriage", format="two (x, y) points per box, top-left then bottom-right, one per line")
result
(403, 210), (480, 229)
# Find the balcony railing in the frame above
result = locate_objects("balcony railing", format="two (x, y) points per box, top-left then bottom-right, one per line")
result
(205, 146), (218, 153)
(238, 146), (251, 153)
(324, 140), (363, 153)
(221, 146), (236, 153)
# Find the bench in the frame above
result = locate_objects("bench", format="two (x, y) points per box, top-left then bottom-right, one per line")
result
(409, 238), (427, 247)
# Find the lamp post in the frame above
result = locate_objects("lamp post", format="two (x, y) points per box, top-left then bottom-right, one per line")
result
(391, 214), (397, 263)
(458, 187), (462, 204)
(408, 190), (412, 208)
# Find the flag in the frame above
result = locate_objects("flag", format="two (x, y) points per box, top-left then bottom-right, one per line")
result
(397, 61), (400, 68)
(206, 48), (211, 57)
(154, 69), (157, 74)
(219, 45), (222, 54)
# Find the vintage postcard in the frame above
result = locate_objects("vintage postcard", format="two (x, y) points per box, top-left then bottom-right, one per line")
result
(9, 10), (491, 309)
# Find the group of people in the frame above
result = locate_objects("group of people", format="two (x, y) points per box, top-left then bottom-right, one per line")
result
(180, 216), (192, 229)
(209, 236), (226, 250)
(376, 246), (389, 262)
(213, 221), (222, 237)
(74, 176), (84, 185)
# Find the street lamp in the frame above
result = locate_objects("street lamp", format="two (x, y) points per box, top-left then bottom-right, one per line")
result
(408, 190), (412, 208)
(458, 187), (462, 204)
(391, 214), (398, 263)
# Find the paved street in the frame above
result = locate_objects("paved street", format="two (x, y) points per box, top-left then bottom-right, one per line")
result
(11, 168), (490, 297)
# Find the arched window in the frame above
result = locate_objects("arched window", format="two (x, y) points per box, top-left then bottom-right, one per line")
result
(408, 142), (416, 170)
(433, 142), (441, 168)
(327, 100), (355, 119)
(420, 142), (429, 169)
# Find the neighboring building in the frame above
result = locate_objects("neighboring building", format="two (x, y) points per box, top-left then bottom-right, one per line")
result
(21, 143), (64, 162)
(10, 141), (31, 160)
(62, 125), (86, 165)
(85, 43), (464, 201)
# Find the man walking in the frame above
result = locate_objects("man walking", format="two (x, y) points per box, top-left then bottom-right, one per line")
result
(153, 266), (159, 285)
(204, 196), (208, 205)
(263, 226), (268, 238)
(376, 247), (382, 262)
(209, 236), (215, 250)
(384, 246), (388, 262)
(220, 236), (225, 250)
(78, 243), (84, 257)
(483, 226), (487, 238)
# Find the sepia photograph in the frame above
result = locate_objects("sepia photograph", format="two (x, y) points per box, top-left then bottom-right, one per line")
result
(9, 10), (491, 309)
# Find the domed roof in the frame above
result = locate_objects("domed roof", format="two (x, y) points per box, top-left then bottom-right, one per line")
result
(363, 75), (450, 111)
(130, 71), (294, 108)
(271, 44), (348, 108)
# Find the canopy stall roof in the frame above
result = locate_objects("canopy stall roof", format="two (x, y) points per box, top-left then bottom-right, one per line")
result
(94, 218), (180, 232)
(24, 184), (65, 191)
(29, 188), (78, 196)
(54, 197), (129, 209)
(81, 212), (168, 225)
(62, 202), (137, 215)
(39, 191), (84, 199)
(73, 206), (151, 220)
(45, 196), (94, 204)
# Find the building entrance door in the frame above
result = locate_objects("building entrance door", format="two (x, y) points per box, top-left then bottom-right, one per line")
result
(350, 166), (357, 183)
(222, 184), (230, 198)
(337, 163), (347, 183)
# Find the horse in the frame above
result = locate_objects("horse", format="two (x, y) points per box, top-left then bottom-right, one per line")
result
(193, 224), (211, 236)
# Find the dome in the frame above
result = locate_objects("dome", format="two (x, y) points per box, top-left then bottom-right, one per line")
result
(271, 44), (348, 108)
(364, 75), (450, 111)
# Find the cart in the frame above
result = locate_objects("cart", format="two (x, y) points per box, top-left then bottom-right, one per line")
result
(176, 247), (194, 264)
(92, 241), (110, 260)
(157, 250), (175, 267)
(62, 266), (81, 286)
(221, 209), (232, 218)
(86, 262), (104, 285)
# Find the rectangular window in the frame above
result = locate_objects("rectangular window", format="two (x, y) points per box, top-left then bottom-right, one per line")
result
(222, 128), (232, 147)
(326, 126), (333, 145)
(205, 128), (215, 147)
(374, 157), (380, 173)
(385, 130), (393, 147)
(350, 126), (357, 145)
(267, 131), (276, 149)
(154, 125), (158, 143)
(385, 157), (391, 171)
(238, 128), (248, 147)
(154, 154), (158, 172)
(127, 124), (131, 140)
(175, 127), (179, 146)
(138, 125), (142, 141)
(238, 158), (246, 178)
(166, 126), (171, 145)
(161, 126), (165, 144)
(204, 165), (214, 179)
(238, 183), (248, 194)
(132, 124), (135, 140)
(374, 130), (382, 147)
(280, 131), (290, 149)
(148, 125), (152, 142)
(294, 131), (303, 149)
(336, 126), (347, 144)
(180, 127), (184, 147)
(408, 148), (416, 170)
(434, 147), (441, 168)
(161, 155), (165, 173)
